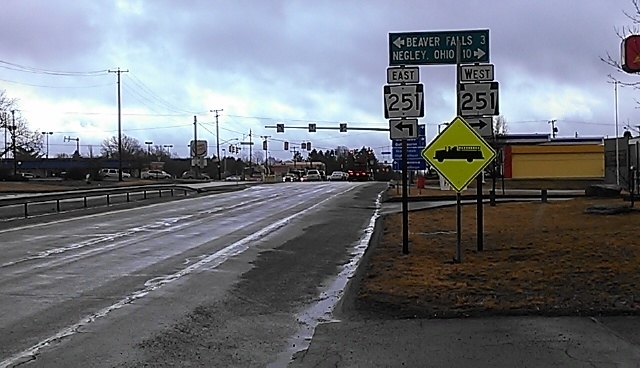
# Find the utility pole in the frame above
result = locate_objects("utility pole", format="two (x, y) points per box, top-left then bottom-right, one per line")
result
(193, 115), (200, 178)
(2, 112), (6, 160)
(548, 119), (558, 138)
(10, 110), (16, 175)
(249, 129), (253, 174)
(109, 67), (129, 181)
(42, 132), (53, 159)
(210, 109), (223, 180)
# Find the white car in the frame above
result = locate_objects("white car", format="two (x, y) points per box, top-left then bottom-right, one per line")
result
(329, 171), (347, 181)
(142, 170), (172, 179)
(100, 168), (131, 178)
(301, 169), (322, 182)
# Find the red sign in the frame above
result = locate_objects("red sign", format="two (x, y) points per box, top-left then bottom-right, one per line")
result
(622, 35), (640, 73)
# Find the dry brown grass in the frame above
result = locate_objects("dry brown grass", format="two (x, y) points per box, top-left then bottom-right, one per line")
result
(357, 197), (640, 318)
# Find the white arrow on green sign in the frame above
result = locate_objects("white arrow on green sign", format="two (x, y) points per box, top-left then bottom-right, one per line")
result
(388, 29), (489, 66)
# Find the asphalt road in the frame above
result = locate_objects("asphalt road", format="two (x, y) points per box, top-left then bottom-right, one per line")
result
(0, 181), (386, 367)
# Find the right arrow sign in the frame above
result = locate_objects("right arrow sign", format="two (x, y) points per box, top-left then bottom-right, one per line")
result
(465, 117), (493, 137)
(389, 119), (418, 140)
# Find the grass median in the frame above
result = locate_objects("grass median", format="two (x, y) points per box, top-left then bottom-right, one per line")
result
(356, 195), (640, 318)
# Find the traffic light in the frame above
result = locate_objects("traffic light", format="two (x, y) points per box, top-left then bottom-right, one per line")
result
(284, 141), (289, 150)
(306, 141), (311, 150)
(339, 123), (347, 133)
(276, 123), (284, 133)
(308, 123), (316, 132)
(228, 145), (233, 154)
(301, 142), (307, 150)
(262, 140), (267, 150)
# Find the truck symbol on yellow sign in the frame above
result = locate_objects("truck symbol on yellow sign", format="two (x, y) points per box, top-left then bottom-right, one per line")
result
(434, 145), (484, 162)
(421, 116), (495, 192)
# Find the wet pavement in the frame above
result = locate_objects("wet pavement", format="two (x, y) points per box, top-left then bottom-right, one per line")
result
(0, 181), (386, 367)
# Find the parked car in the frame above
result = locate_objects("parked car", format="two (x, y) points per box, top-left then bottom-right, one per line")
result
(141, 169), (172, 179)
(225, 175), (241, 181)
(329, 171), (348, 181)
(301, 169), (322, 182)
(19, 172), (37, 179)
(181, 171), (210, 180)
(100, 168), (131, 179)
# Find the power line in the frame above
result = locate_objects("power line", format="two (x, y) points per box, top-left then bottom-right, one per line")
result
(0, 77), (114, 89)
(0, 59), (109, 76)
(126, 73), (202, 115)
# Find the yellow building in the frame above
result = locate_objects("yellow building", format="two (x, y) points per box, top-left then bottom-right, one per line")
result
(505, 140), (604, 179)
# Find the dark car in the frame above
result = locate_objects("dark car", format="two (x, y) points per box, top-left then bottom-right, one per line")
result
(282, 173), (298, 182)
(348, 169), (370, 181)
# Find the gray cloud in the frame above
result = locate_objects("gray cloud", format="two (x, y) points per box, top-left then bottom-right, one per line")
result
(0, 0), (638, 157)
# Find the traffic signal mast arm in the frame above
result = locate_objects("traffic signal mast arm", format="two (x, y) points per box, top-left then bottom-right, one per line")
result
(265, 125), (388, 131)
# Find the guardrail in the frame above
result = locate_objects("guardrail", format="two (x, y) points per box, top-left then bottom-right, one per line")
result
(0, 184), (200, 218)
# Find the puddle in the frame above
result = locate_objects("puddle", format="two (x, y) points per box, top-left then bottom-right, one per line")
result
(268, 191), (383, 368)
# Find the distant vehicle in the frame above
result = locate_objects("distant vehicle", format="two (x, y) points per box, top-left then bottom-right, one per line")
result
(286, 170), (305, 181)
(282, 173), (298, 182)
(301, 169), (321, 182)
(225, 175), (241, 181)
(348, 165), (370, 181)
(329, 171), (347, 181)
(141, 169), (172, 179)
(434, 145), (484, 162)
(100, 168), (131, 178)
(19, 172), (37, 179)
(181, 171), (210, 180)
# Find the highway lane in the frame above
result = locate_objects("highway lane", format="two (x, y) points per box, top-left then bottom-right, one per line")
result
(0, 181), (385, 367)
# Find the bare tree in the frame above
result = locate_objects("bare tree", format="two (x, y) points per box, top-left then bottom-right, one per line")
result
(493, 115), (509, 135)
(100, 134), (145, 159)
(601, 0), (640, 85)
(0, 91), (43, 158)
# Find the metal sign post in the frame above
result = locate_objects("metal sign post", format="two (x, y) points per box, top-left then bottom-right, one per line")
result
(402, 138), (409, 254)
(455, 43), (463, 263)
(384, 65), (423, 255)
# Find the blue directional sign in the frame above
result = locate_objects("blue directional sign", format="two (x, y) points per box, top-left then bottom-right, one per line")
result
(393, 159), (426, 171)
(392, 136), (426, 148)
(392, 125), (426, 161)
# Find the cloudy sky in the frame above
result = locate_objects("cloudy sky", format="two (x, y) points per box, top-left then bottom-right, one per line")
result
(0, 0), (637, 162)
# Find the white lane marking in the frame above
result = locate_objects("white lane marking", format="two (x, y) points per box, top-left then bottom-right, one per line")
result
(0, 195), (275, 268)
(268, 190), (383, 367)
(0, 185), (356, 368)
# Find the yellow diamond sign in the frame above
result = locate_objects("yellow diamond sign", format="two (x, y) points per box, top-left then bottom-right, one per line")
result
(421, 116), (496, 192)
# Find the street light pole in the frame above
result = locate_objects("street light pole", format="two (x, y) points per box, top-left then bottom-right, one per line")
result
(222, 148), (226, 174)
(163, 144), (173, 156)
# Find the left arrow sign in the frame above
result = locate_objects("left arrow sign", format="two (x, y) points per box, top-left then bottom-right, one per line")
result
(389, 119), (418, 140)
(395, 121), (414, 136)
